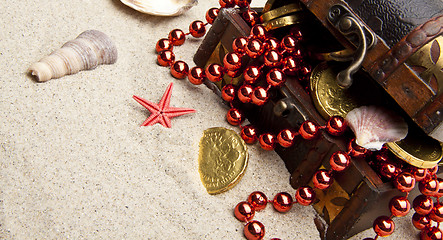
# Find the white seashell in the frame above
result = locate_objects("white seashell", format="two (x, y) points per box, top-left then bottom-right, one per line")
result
(345, 106), (408, 151)
(29, 30), (117, 82)
(120, 0), (198, 16)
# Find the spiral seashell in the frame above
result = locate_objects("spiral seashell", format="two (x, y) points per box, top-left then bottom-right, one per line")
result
(120, 0), (198, 16)
(345, 106), (408, 151)
(28, 30), (117, 82)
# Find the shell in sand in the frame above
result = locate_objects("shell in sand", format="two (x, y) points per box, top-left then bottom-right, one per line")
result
(120, 0), (198, 16)
(28, 30), (117, 82)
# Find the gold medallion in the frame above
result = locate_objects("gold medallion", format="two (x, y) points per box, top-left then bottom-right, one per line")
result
(387, 127), (442, 168)
(198, 127), (248, 194)
(309, 63), (384, 119)
(260, 3), (303, 23)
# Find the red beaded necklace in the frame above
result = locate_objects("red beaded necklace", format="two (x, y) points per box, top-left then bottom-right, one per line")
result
(154, 1), (443, 239)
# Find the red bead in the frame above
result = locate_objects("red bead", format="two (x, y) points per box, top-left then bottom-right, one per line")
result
(263, 37), (279, 51)
(413, 195), (434, 215)
(170, 61), (189, 79)
(264, 50), (282, 68)
(226, 108), (243, 126)
(250, 25), (267, 41)
(411, 168), (428, 182)
(223, 52), (242, 71)
(394, 172), (416, 192)
(221, 84), (236, 102)
(389, 196), (410, 217)
(259, 133), (275, 151)
(234, 201), (255, 222)
(242, 9), (259, 26)
(299, 64), (312, 76)
(189, 20), (206, 38)
(290, 27), (303, 42)
(155, 38), (173, 53)
(252, 86), (268, 106)
(326, 116), (347, 136)
(206, 8), (219, 24)
(205, 63), (224, 82)
(280, 35), (298, 53)
(419, 178), (439, 196)
(238, 84), (253, 103)
(295, 186), (316, 206)
(236, 0), (251, 8)
(277, 129), (296, 148)
(233, 37), (248, 54)
(375, 151), (390, 163)
(246, 39), (264, 59)
(421, 227), (443, 240)
(244, 220), (265, 240)
(243, 65), (261, 84)
(413, 213), (431, 230)
(312, 170), (333, 190)
(373, 216), (395, 237)
(219, 0), (236, 8)
(157, 50), (175, 66)
(241, 125), (258, 144)
(188, 66), (205, 85)
(273, 192), (293, 212)
(168, 29), (186, 46)
(430, 203), (443, 222)
(379, 162), (401, 180)
(248, 191), (267, 211)
(266, 68), (286, 87)
(329, 151), (351, 172)
(347, 138), (370, 158)
(435, 178), (443, 198)
(282, 56), (299, 75)
(299, 120), (320, 140)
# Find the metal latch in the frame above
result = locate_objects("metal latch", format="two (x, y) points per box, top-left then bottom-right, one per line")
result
(327, 4), (376, 88)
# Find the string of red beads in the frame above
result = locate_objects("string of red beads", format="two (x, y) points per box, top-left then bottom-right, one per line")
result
(154, 1), (443, 239)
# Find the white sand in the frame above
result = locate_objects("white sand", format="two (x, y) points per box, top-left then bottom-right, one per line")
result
(0, 0), (421, 239)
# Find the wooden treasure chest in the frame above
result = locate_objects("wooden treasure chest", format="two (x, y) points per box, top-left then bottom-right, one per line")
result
(194, 0), (443, 239)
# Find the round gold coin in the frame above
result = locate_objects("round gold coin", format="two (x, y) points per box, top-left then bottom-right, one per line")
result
(387, 127), (442, 168)
(260, 3), (303, 23)
(198, 127), (248, 194)
(310, 63), (360, 119)
(310, 63), (385, 119)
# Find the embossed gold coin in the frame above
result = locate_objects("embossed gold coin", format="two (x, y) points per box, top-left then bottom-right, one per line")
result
(198, 127), (248, 194)
(387, 126), (442, 168)
(310, 63), (384, 119)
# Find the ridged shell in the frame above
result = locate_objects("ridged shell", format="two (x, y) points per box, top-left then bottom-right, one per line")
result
(29, 30), (117, 82)
(120, 0), (198, 16)
(345, 106), (408, 150)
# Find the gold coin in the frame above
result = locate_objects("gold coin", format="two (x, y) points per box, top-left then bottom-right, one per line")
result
(310, 63), (384, 119)
(263, 14), (305, 31)
(260, 3), (303, 23)
(387, 126), (442, 168)
(198, 127), (248, 194)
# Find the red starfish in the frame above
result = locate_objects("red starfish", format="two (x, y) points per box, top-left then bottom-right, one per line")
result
(133, 82), (196, 128)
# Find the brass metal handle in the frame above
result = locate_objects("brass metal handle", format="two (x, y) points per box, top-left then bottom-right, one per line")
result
(328, 4), (376, 89)
(335, 15), (367, 88)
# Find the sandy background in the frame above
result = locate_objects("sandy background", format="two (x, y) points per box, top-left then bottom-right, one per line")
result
(0, 0), (424, 239)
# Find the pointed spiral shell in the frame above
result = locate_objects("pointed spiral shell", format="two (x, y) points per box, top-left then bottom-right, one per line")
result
(28, 30), (117, 82)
